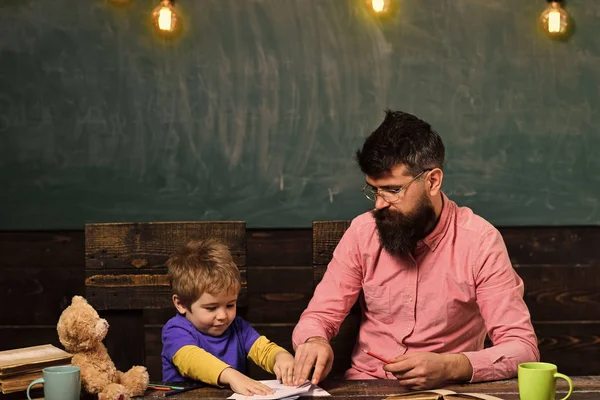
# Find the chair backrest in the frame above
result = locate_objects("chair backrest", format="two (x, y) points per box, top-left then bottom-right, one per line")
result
(312, 221), (351, 286)
(85, 221), (247, 310)
(312, 220), (358, 378)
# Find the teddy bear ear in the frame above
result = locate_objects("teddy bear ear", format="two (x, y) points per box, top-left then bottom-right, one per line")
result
(72, 295), (88, 304)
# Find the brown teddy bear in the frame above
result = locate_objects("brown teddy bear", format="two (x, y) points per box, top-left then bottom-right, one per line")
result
(57, 296), (149, 400)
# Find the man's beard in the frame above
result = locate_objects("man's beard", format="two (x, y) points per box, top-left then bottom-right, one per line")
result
(373, 193), (438, 257)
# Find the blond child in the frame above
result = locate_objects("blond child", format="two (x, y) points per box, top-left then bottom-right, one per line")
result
(161, 239), (295, 395)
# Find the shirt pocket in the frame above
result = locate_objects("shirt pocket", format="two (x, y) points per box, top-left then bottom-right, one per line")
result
(362, 284), (394, 324)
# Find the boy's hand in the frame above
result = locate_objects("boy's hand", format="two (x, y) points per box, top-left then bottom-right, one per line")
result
(219, 367), (275, 396)
(273, 351), (295, 386)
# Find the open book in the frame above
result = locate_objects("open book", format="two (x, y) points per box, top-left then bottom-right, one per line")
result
(388, 389), (503, 400)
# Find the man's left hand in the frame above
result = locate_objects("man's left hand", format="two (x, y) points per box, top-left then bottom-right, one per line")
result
(383, 352), (472, 390)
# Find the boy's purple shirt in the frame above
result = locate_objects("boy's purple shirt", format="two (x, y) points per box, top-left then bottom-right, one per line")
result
(162, 314), (260, 382)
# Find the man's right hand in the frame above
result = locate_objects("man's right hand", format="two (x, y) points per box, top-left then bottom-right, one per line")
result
(292, 337), (334, 385)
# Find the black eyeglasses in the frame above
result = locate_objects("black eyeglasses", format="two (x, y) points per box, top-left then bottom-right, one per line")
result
(361, 169), (431, 204)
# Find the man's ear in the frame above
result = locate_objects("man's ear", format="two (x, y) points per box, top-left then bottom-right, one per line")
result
(172, 294), (188, 314)
(427, 168), (443, 196)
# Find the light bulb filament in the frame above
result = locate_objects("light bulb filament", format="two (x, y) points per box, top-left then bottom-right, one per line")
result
(548, 10), (561, 33)
(372, 0), (385, 13)
(158, 7), (172, 31)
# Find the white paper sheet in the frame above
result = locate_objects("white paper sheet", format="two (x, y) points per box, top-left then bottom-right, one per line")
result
(227, 380), (330, 400)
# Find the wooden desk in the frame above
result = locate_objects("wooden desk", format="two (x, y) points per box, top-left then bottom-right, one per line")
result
(140, 376), (600, 399)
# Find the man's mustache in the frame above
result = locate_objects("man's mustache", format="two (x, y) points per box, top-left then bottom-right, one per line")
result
(372, 208), (402, 220)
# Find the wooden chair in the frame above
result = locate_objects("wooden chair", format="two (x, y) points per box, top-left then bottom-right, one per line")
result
(312, 220), (360, 378)
(84, 221), (246, 374)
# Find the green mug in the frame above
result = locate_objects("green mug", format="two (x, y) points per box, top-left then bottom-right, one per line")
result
(26, 365), (81, 400)
(518, 362), (573, 400)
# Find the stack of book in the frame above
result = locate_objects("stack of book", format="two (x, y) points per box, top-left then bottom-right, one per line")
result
(0, 344), (73, 394)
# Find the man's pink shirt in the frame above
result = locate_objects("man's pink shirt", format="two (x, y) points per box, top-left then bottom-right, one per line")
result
(292, 193), (539, 382)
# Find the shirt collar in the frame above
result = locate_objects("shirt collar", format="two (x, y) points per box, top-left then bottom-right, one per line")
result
(420, 191), (454, 252)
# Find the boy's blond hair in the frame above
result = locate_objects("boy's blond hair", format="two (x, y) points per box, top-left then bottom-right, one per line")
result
(166, 239), (241, 309)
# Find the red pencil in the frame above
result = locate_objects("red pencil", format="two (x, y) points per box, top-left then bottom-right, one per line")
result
(361, 349), (392, 364)
(147, 386), (171, 391)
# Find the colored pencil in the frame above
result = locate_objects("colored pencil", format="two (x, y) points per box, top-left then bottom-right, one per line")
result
(148, 383), (185, 390)
(164, 384), (205, 397)
(147, 386), (171, 391)
(361, 349), (392, 364)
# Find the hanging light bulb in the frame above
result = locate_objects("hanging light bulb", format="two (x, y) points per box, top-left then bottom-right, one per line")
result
(152, 0), (179, 34)
(367, 0), (391, 14)
(540, 0), (570, 38)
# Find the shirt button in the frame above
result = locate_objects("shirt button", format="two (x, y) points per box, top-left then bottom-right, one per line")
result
(409, 295), (413, 302)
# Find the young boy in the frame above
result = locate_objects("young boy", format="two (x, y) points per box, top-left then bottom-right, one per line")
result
(162, 239), (295, 395)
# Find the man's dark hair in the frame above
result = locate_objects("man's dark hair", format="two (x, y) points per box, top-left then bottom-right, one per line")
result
(355, 110), (445, 177)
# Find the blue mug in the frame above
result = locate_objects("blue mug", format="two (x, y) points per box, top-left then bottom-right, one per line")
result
(26, 365), (81, 400)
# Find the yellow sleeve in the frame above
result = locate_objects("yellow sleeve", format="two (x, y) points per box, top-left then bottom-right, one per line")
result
(172, 345), (230, 387)
(247, 336), (290, 374)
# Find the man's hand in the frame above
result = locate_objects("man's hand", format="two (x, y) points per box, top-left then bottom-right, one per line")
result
(219, 367), (275, 396)
(383, 352), (472, 390)
(273, 351), (295, 386)
(292, 337), (334, 385)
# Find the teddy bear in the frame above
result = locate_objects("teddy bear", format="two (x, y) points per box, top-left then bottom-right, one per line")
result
(57, 296), (149, 400)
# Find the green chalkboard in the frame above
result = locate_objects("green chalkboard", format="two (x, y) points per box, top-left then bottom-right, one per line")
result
(1, 0), (599, 229)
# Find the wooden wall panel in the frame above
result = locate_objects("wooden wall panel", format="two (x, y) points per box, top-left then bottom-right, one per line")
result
(536, 322), (600, 375)
(0, 327), (61, 351)
(502, 227), (600, 266)
(1, 225), (599, 386)
(145, 326), (163, 382)
(0, 266), (83, 325)
(248, 266), (313, 294)
(246, 266), (313, 323)
(519, 265), (600, 321)
(246, 230), (312, 266)
(0, 231), (84, 269)
(101, 310), (146, 372)
(0, 232), (85, 326)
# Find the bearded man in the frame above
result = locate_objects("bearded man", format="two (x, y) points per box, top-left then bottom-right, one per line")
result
(291, 110), (539, 389)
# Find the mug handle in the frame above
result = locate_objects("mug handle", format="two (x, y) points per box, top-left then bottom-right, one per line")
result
(26, 377), (44, 400)
(554, 372), (573, 400)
